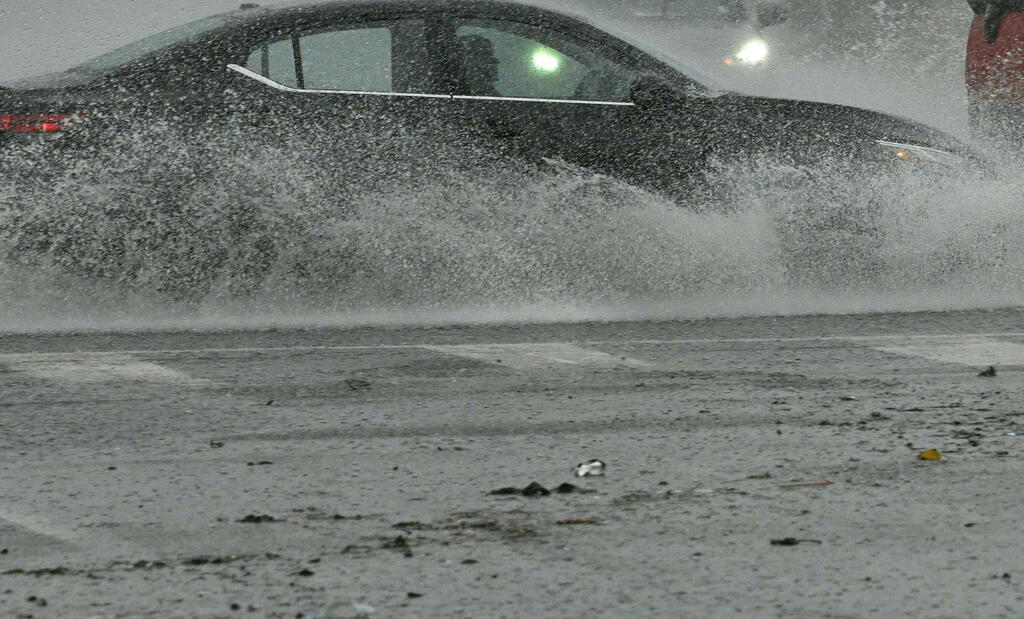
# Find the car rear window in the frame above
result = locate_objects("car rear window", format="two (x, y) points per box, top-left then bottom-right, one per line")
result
(71, 15), (229, 74)
(245, 27), (395, 92)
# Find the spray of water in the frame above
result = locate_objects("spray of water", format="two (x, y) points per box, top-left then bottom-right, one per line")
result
(1, 115), (1021, 334)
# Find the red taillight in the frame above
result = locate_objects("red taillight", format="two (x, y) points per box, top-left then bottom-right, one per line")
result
(0, 113), (82, 132)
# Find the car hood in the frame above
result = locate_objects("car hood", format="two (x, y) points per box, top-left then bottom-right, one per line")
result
(712, 92), (968, 155)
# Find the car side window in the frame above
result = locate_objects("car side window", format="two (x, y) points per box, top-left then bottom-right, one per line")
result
(300, 28), (392, 91)
(451, 19), (635, 102)
(244, 19), (433, 93)
(247, 39), (299, 87)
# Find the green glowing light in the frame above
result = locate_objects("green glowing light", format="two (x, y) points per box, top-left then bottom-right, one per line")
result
(531, 49), (560, 72)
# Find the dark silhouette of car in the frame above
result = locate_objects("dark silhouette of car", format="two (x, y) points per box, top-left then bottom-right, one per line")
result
(1, 0), (981, 203)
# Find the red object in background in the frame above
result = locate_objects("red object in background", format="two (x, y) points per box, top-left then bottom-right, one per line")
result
(0, 113), (78, 132)
(967, 12), (1024, 102)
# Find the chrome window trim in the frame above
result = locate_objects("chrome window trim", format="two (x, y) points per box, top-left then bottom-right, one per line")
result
(227, 64), (635, 107)
(453, 94), (634, 107)
(226, 64), (451, 99)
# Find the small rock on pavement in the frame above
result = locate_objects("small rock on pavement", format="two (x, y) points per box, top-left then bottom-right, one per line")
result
(490, 486), (520, 495)
(770, 538), (822, 546)
(382, 535), (414, 557)
(490, 482), (551, 497)
(522, 481), (551, 497)
(237, 514), (278, 523)
(382, 535), (409, 549)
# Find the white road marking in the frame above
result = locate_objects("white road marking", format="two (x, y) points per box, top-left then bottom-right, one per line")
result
(0, 353), (209, 385)
(3, 332), (1024, 373)
(0, 507), (80, 542)
(420, 343), (649, 370)
(871, 338), (1024, 367)
(3, 331), (1024, 359)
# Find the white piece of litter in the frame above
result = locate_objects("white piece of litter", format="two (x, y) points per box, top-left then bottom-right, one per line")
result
(574, 459), (606, 477)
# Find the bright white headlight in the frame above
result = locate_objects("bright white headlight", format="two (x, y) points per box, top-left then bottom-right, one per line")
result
(736, 39), (769, 64)
(876, 140), (963, 167)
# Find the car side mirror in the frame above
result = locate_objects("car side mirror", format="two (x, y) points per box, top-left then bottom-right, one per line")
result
(756, 3), (788, 28)
(630, 75), (679, 109)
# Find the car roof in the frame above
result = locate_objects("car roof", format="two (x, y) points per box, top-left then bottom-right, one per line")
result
(5, 0), (696, 91)
(210, 0), (722, 90)
(220, 0), (595, 27)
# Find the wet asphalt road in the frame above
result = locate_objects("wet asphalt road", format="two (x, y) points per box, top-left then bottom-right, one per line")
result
(3, 308), (1024, 617)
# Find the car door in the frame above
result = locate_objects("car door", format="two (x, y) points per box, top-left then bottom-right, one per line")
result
(439, 11), (712, 199)
(221, 11), (473, 191)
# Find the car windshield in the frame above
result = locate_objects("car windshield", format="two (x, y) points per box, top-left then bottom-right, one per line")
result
(589, 18), (725, 92)
(71, 15), (230, 74)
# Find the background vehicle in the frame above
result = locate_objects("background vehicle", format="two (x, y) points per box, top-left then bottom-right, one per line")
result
(577, 0), (796, 93)
(966, 0), (1024, 139)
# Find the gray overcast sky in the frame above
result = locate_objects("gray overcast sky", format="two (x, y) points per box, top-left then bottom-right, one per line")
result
(0, 1), (290, 80)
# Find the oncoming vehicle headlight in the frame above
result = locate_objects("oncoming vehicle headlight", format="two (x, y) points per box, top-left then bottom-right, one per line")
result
(727, 39), (769, 66)
(876, 140), (963, 167)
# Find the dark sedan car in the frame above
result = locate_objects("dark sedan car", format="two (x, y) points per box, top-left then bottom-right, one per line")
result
(1, 0), (978, 207)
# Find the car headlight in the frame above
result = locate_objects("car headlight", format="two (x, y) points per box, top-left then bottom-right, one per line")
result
(876, 140), (963, 167)
(727, 39), (769, 66)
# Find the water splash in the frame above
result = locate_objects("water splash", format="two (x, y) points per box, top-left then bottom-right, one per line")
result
(1, 124), (1021, 334)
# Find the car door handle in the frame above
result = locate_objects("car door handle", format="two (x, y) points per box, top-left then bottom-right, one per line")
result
(484, 117), (521, 139)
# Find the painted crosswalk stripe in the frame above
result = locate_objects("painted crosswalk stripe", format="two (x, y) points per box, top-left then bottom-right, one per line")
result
(871, 338), (1024, 367)
(0, 353), (209, 385)
(420, 343), (649, 370)
(0, 507), (81, 543)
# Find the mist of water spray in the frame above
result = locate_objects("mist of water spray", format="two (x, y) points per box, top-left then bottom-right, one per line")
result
(1, 117), (1022, 335)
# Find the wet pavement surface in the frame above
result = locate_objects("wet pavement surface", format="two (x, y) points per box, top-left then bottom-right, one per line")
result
(3, 309), (1024, 617)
